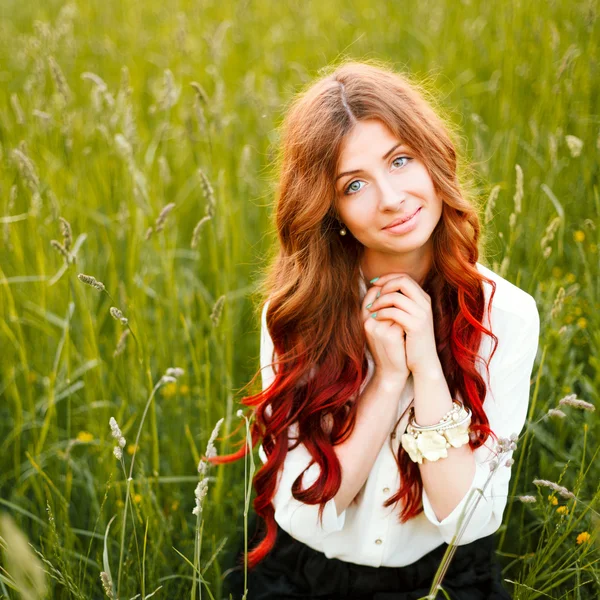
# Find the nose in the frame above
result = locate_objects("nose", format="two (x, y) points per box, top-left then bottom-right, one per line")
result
(377, 174), (406, 210)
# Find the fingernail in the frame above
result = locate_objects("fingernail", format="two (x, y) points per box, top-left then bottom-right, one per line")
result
(369, 276), (379, 283)
(366, 302), (373, 309)
(371, 312), (378, 318)
(376, 291), (380, 299)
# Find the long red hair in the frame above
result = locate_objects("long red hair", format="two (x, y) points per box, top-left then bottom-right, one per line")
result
(208, 59), (499, 569)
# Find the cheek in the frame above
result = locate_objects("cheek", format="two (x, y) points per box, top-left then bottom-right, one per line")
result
(342, 199), (374, 227)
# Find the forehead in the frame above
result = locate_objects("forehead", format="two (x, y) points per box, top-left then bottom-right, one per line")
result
(339, 119), (398, 153)
(337, 119), (411, 168)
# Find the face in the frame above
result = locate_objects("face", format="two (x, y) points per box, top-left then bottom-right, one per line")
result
(334, 119), (443, 270)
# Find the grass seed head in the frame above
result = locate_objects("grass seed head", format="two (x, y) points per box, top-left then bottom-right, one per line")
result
(58, 216), (72, 251)
(109, 306), (128, 325)
(154, 202), (176, 232)
(113, 328), (130, 357)
(197, 168), (215, 217)
(547, 408), (567, 419)
(191, 215), (211, 249)
(518, 495), (537, 503)
(100, 571), (115, 598)
(513, 164), (523, 214)
(210, 295), (226, 327)
(565, 135), (583, 158)
(11, 147), (40, 194)
(558, 394), (595, 412)
(77, 273), (106, 291)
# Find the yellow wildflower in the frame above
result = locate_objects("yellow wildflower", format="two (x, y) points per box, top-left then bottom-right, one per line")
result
(576, 532), (591, 545)
(556, 505), (569, 515)
(116, 499), (124, 508)
(548, 494), (558, 505)
(160, 382), (178, 398)
(577, 317), (587, 329)
(133, 493), (142, 504)
(127, 444), (137, 455)
(179, 384), (190, 395)
(573, 230), (585, 243)
(76, 431), (94, 443)
(566, 273), (576, 283)
(551, 267), (563, 278)
(565, 315), (573, 324)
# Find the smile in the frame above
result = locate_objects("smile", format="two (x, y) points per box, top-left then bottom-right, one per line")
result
(383, 207), (422, 234)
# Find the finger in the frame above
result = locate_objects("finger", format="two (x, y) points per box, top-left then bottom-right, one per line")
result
(378, 274), (430, 305)
(369, 288), (417, 316)
(369, 307), (410, 330)
(361, 285), (384, 320)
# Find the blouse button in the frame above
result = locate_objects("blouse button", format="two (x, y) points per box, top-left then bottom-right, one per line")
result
(375, 538), (383, 545)
(383, 487), (390, 493)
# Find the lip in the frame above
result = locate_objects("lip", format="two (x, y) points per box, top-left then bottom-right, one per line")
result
(383, 207), (422, 233)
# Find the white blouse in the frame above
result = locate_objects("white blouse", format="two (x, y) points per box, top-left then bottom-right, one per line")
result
(257, 261), (540, 567)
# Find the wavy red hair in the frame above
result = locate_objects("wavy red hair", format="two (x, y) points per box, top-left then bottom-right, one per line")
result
(208, 59), (499, 570)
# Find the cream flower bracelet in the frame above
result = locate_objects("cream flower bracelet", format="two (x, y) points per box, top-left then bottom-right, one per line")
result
(400, 400), (472, 464)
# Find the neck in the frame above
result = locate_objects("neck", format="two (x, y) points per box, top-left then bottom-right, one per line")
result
(360, 242), (433, 287)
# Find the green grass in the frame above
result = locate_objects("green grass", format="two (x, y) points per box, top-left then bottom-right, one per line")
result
(0, 0), (599, 598)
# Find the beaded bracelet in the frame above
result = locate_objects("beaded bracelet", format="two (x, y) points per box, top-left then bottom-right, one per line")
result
(400, 401), (472, 464)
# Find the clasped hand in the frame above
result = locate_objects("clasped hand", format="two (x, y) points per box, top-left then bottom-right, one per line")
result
(362, 273), (441, 378)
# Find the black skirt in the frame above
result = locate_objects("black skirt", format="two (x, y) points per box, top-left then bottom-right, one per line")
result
(223, 511), (512, 600)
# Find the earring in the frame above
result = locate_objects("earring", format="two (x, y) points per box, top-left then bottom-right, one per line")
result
(339, 224), (347, 236)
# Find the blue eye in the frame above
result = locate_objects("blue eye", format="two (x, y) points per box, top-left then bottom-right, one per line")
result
(345, 180), (364, 194)
(343, 156), (412, 196)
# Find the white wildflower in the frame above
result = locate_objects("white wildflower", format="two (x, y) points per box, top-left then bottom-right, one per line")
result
(165, 367), (184, 378)
(109, 417), (126, 455)
(192, 479), (208, 516)
(109, 417), (122, 440)
(204, 417), (224, 461)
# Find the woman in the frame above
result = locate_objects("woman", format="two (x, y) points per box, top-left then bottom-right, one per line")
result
(214, 60), (540, 599)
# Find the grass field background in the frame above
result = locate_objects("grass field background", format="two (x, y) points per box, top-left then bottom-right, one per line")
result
(0, 0), (599, 598)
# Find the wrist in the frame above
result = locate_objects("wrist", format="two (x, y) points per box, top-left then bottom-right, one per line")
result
(374, 372), (407, 393)
(411, 361), (444, 382)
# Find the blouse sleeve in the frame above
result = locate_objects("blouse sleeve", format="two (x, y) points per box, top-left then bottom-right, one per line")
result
(421, 293), (541, 544)
(257, 301), (347, 545)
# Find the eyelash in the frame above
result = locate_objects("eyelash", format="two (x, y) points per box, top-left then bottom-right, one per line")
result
(342, 156), (412, 196)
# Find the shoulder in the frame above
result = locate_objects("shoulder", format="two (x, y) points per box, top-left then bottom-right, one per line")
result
(475, 261), (539, 333)
(261, 299), (270, 326)
(475, 262), (540, 372)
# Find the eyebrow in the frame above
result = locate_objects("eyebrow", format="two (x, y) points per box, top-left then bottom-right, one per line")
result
(335, 142), (406, 182)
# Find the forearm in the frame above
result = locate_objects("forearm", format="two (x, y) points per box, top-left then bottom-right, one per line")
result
(413, 365), (476, 522)
(333, 374), (407, 517)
